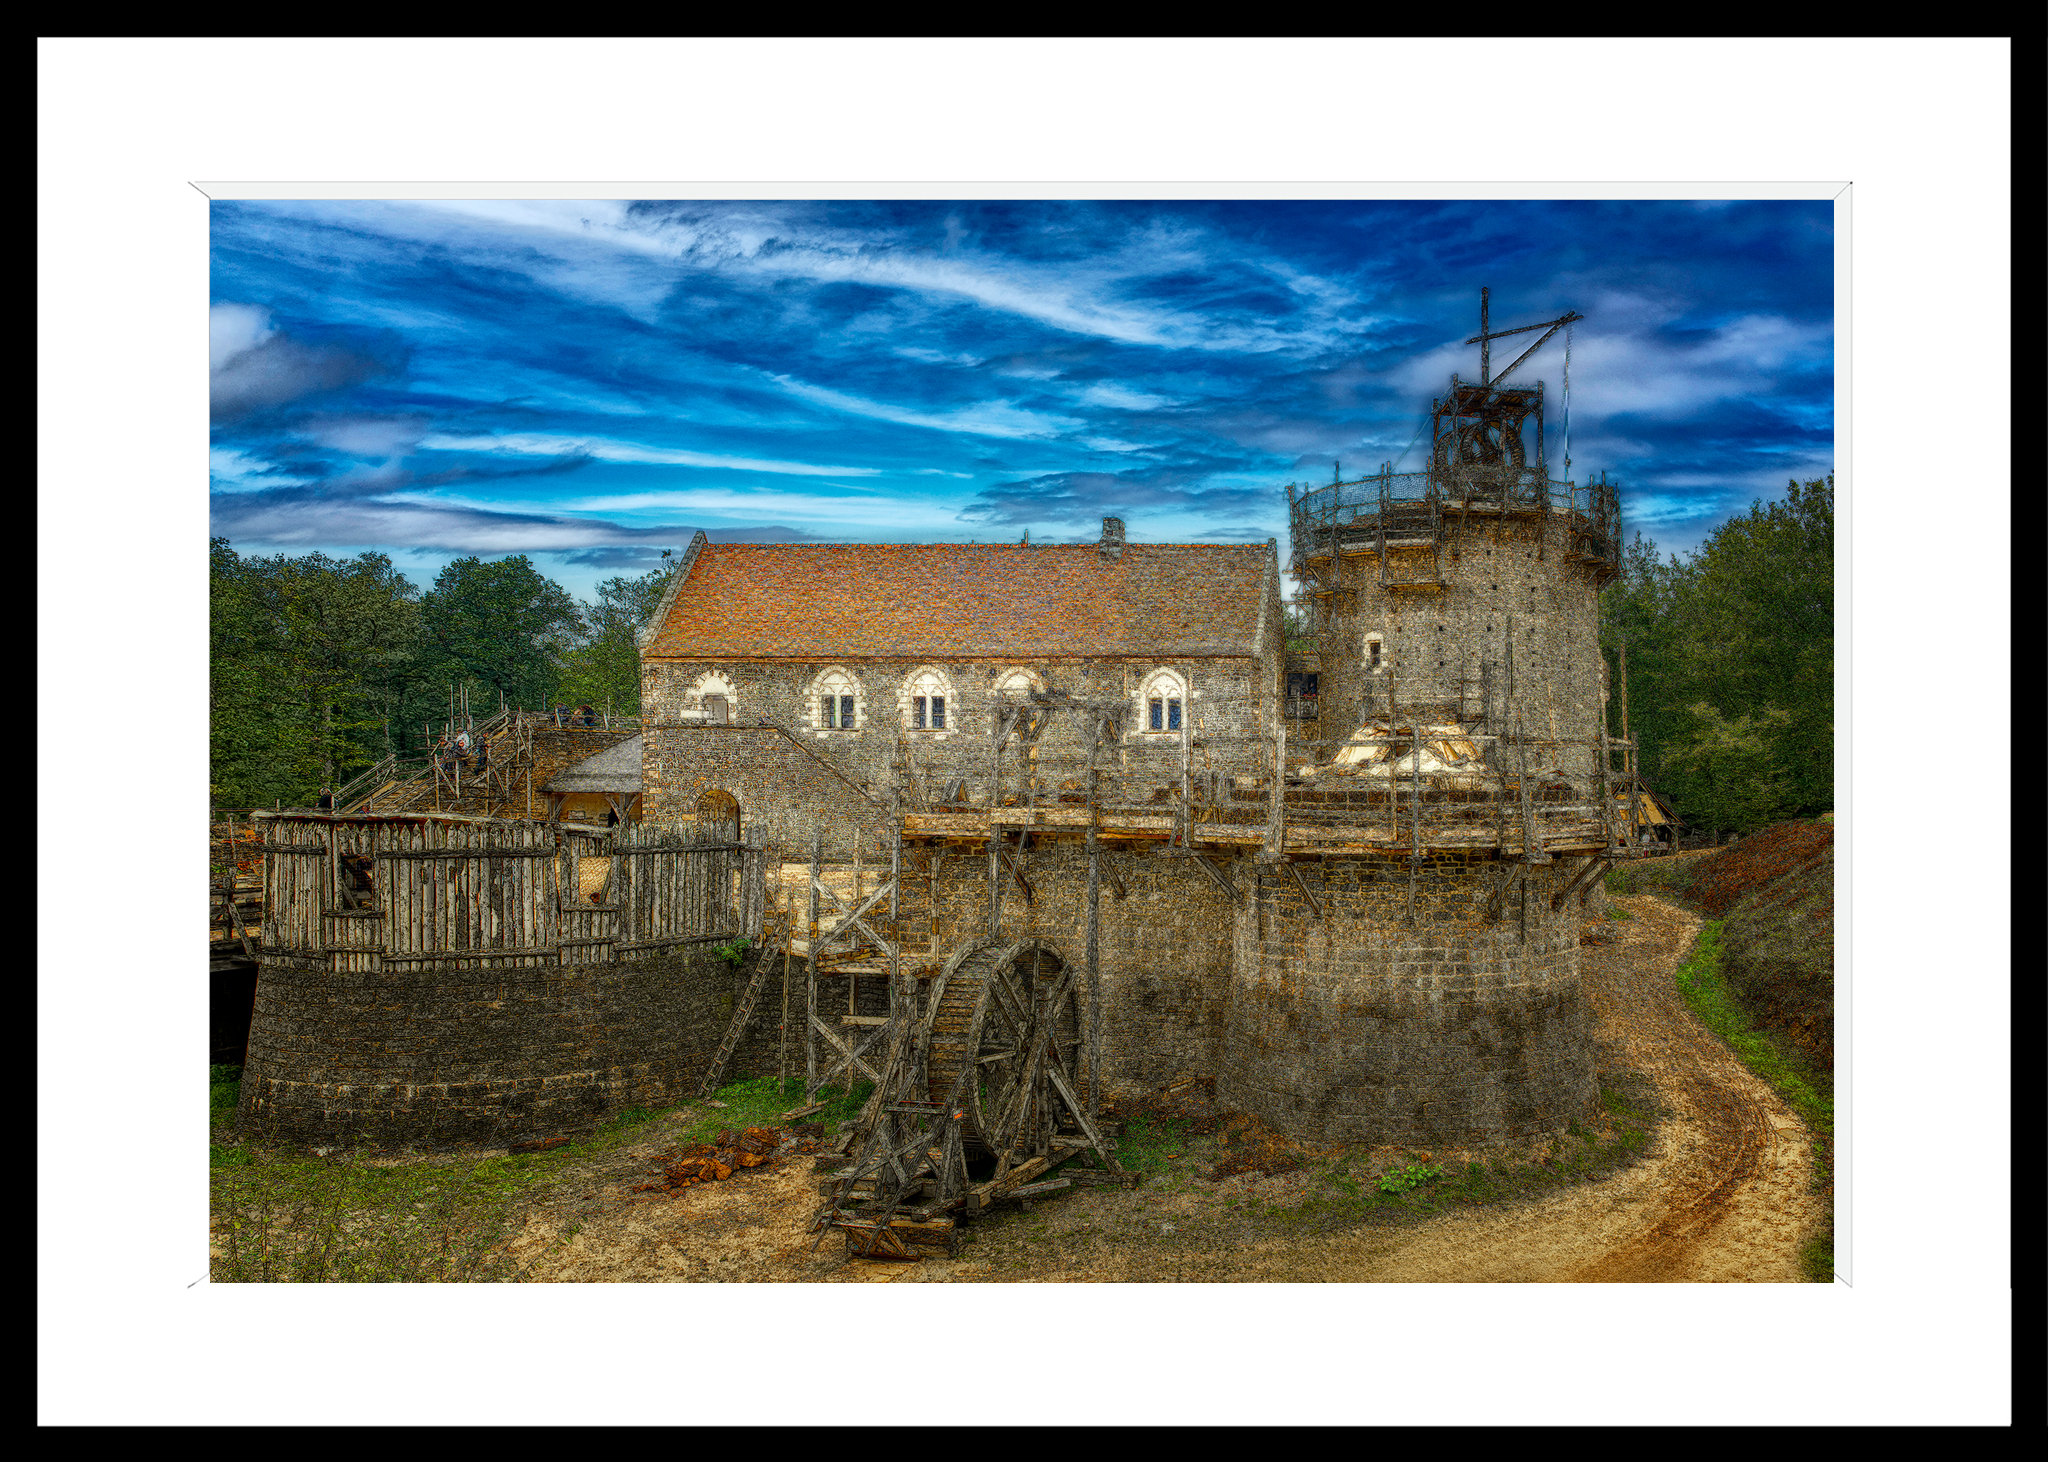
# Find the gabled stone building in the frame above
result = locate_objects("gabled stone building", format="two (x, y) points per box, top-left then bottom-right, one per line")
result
(635, 517), (1284, 861)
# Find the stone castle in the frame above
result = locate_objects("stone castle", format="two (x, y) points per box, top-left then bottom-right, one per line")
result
(239, 297), (1628, 1150)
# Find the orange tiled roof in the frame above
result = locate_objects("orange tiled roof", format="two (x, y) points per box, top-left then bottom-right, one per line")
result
(643, 542), (1272, 660)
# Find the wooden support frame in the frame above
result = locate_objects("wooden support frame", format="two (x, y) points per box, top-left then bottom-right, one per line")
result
(1259, 725), (1287, 862)
(1189, 852), (1240, 903)
(1486, 860), (1531, 923)
(1283, 858), (1324, 921)
(1550, 853), (1609, 910)
(996, 844), (1034, 905)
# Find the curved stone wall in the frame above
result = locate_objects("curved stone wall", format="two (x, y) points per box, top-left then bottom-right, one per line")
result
(1317, 512), (1606, 755)
(236, 947), (781, 1147)
(1217, 853), (1598, 1145)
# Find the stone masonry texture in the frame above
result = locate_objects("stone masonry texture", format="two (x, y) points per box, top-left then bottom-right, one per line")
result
(237, 945), (787, 1147)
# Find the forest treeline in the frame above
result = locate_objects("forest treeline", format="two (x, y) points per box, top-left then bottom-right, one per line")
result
(1599, 475), (1834, 834)
(209, 537), (672, 809)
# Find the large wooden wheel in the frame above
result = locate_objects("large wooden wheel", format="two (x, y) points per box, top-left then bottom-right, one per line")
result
(920, 937), (1081, 1160)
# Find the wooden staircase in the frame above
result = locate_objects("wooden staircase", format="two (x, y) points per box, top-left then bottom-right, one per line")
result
(884, 847), (941, 975)
(350, 711), (637, 820)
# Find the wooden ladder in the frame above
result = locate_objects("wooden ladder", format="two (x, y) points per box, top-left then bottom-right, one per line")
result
(697, 947), (776, 1098)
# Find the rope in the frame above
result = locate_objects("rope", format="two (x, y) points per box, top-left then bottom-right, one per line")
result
(1387, 410), (1433, 473)
(1562, 320), (1573, 480)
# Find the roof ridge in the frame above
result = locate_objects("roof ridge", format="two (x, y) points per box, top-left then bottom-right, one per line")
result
(699, 540), (1267, 549)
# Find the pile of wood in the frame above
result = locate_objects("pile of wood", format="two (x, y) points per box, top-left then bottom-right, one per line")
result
(632, 1126), (812, 1192)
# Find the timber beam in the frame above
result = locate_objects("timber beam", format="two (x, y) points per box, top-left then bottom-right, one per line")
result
(1283, 858), (1324, 920)
(1550, 853), (1610, 910)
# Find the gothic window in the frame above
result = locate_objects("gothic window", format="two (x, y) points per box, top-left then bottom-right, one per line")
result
(904, 666), (954, 732)
(810, 667), (862, 732)
(1135, 668), (1186, 736)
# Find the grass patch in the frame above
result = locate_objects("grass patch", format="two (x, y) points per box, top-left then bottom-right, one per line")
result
(210, 1069), (863, 1283)
(1115, 1113), (1197, 1175)
(1245, 1072), (1664, 1236)
(1605, 858), (1696, 899)
(670, 1075), (872, 1146)
(1674, 922), (1835, 1281)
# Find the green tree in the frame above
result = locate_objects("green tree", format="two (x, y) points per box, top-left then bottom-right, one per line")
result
(554, 562), (675, 716)
(1599, 475), (1834, 832)
(211, 538), (424, 806)
(417, 556), (582, 716)
(1659, 702), (1797, 837)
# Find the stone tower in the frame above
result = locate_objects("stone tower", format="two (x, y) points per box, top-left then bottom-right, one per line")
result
(1214, 292), (1623, 1145)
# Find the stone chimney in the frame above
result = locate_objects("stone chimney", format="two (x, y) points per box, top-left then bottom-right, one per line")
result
(1098, 516), (1126, 562)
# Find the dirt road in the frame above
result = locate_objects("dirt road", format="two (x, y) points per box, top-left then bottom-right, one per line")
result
(500, 893), (1822, 1283)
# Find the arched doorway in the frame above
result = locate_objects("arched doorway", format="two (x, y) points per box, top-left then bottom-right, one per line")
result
(695, 788), (740, 844)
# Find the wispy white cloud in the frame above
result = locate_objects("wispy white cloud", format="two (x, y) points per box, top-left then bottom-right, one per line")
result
(522, 486), (961, 532)
(297, 414), (430, 457)
(1074, 383), (1177, 410)
(764, 375), (1085, 440)
(418, 431), (881, 477)
(209, 446), (311, 489)
(893, 346), (984, 366)
(387, 202), (1371, 355)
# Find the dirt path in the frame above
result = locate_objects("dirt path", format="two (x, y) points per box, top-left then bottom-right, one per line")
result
(497, 892), (1821, 1283)
(1157, 893), (1821, 1283)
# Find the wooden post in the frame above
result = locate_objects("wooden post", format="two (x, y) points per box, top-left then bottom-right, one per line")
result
(1086, 822), (1102, 1121)
(1262, 725), (1286, 861)
(779, 887), (793, 1096)
(1409, 708), (1422, 924)
(1619, 631), (1639, 844)
(988, 709), (1005, 936)
(223, 815), (256, 960)
(851, 840), (862, 1016)
(1596, 721), (1614, 850)
(1387, 657), (1399, 844)
(889, 791), (902, 1032)
(806, 828), (820, 1093)
(986, 824), (1001, 938)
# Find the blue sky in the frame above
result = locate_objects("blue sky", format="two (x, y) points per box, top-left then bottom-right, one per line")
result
(209, 198), (1834, 600)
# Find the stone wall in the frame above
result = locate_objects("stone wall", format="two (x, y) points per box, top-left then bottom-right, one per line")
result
(236, 945), (787, 1147)
(923, 841), (1240, 1097)
(1317, 513), (1607, 776)
(640, 654), (1276, 859)
(1218, 852), (1598, 1144)
(641, 724), (890, 861)
(916, 843), (1597, 1144)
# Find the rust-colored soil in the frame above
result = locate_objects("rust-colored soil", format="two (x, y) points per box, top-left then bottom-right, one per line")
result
(484, 893), (1819, 1282)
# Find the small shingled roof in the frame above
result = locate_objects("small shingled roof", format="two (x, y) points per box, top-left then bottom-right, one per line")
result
(542, 734), (643, 794)
(642, 542), (1274, 660)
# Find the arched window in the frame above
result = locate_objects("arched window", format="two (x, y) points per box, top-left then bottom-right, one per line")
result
(683, 668), (740, 723)
(992, 666), (1044, 698)
(809, 667), (863, 732)
(1135, 667), (1186, 735)
(902, 666), (954, 732)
